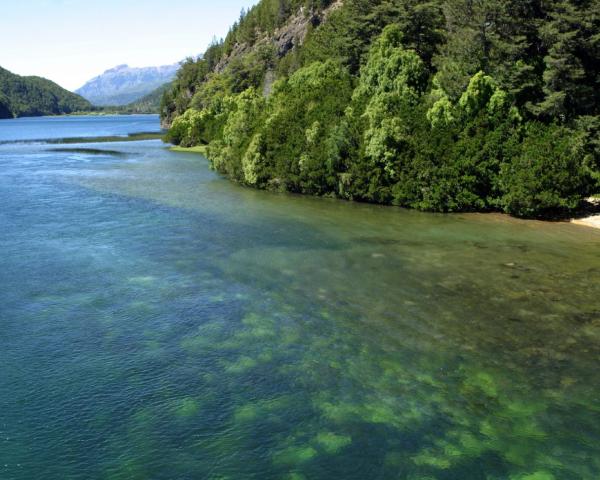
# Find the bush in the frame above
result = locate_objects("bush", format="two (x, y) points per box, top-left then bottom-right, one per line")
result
(500, 123), (592, 217)
(262, 60), (354, 193)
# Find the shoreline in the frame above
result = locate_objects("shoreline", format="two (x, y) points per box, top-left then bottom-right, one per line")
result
(168, 145), (208, 154)
(572, 197), (600, 230)
(572, 215), (600, 230)
(167, 145), (600, 231)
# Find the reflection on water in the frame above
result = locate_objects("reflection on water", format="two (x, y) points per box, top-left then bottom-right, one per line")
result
(1, 117), (599, 479)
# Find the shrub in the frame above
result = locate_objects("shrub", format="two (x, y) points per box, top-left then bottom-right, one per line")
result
(500, 122), (592, 217)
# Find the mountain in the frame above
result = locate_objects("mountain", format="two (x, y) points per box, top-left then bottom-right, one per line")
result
(76, 64), (178, 106)
(0, 66), (91, 119)
(162, 0), (600, 218)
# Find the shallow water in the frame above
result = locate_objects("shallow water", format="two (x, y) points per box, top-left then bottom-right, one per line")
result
(1, 115), (599, 480)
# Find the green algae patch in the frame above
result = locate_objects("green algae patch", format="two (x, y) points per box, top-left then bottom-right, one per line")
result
(412, 450), (452, 469)
(462, 370), (498, 397)
(280, 328), (301, 346)
(314, 432), (352, 454)
(181, 334), (213, 352)
(456, 431), (486, 456)
(234, 404), (260, 423)
(225, 356), (258, 374)
(181, 322), (225, 352)
(318, 401), (362, 423)
(510, 472), (555, 480)
(8, 128), (600, 479)
(364, 402), (398, 425)
(273, 446), (318, 466)
(234, 397), (292, 424)
(242, 312), (276, 333)
(173, 398), (200, 418)
(502, 400), (546, 419)
(283, 474), (307, 480)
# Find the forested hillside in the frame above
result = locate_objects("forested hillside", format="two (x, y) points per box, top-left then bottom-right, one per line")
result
(122, 82), (173, 114)
(161, 0), (600, 217)
(0, 66), (92, 118)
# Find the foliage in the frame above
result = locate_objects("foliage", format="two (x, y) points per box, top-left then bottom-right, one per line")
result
(0, 92), (10, 119)
(500, 122), (592, 217)
(346, 25), (429, 203)
(161, 0), (600, 218)
(0, 66), (92, 118)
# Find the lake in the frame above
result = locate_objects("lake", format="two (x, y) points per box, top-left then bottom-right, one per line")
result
(1, 115), (599, 479)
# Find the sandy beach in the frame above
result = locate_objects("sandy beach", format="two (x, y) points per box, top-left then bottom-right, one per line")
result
(572, 215), (600, 229)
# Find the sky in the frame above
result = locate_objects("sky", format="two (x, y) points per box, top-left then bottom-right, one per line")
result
(0, 0), (258, 91)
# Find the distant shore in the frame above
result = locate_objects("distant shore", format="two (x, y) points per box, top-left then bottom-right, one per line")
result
(0, 112), (159, 120)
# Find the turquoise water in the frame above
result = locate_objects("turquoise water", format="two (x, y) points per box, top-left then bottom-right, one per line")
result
(1, 115), (599, 480)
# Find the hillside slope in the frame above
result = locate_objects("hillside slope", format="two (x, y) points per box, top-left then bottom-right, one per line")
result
(122, 82), (172, 114)
(77, 64), (178, 106)
(0, 66), (92, 118)
(162, 0), (600, 218)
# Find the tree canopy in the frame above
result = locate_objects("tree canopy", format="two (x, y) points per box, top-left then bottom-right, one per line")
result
(0, 66), (92, 118)
(161, 0), (600, 218)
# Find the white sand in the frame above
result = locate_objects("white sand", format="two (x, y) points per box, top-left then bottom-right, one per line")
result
(572, 215), (600, 230)
(572, 198), (600, 229)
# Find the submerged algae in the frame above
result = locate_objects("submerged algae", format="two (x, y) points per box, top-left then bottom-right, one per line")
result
(313, 432), (352, 454)
(3, 128), (600, 480)
(173, 398), (201, 418)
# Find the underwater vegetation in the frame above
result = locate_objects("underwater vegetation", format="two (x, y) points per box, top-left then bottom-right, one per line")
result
(1, 125), (599, 479)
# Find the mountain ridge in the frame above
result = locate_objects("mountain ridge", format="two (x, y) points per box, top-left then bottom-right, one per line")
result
(76, 63), (179, 106)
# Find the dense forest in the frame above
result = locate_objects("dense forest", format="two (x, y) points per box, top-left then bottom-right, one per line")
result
(0, 66), (92, 118)
(161, 0), (600, 217)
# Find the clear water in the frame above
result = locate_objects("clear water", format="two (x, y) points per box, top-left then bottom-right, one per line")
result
(1, 116), (599, 480)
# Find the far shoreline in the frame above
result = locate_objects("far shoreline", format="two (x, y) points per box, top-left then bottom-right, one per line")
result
(0, 112), (159, 121)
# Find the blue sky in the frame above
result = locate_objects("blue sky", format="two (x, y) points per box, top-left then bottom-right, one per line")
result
(0, 0), (258, 91)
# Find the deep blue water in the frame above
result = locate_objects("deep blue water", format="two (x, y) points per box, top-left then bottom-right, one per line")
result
(1, 115), (599, 480)
(0, 114), (160, 142)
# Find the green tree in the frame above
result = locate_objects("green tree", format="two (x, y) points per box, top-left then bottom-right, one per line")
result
(262, 60), (354, 193)
(161, 0), (599, 218)
(348, 25), (429, 203)
(534, 0), (598, 120)
(500, 122), (592, 217)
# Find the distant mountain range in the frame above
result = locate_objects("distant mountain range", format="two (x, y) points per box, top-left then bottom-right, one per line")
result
(76, 64), (179, 106)
(0, 66), (91, 119)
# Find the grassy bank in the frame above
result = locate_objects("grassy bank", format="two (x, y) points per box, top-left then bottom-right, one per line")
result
(169, 145), (207, 154)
